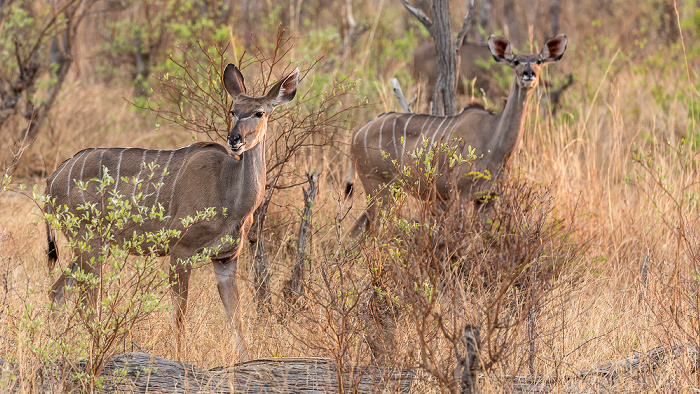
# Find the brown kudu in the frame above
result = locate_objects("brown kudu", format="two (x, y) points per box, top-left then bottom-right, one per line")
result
(412, 40), (498, 99)
(347, 34), (567, 235)
(45, 64), (299, 361)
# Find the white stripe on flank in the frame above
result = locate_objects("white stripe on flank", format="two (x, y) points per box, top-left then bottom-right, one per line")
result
(415, 116), (438, 152)
(65, 150), (88, 197)
(50, 158), (70, 196)
(97, 149), (107, 180)
(448, 118), (459, 139)
(439, 117), (456, 143)
(391, 116), (398, 159)
(142, 150), (162, 197)
(363, 117), (382, 157)
(153, 150), (175, 205)
(112, 148), (130, 193)
(401, 114), (416, 166)
(167, 148), (190, 214)
(353, 119), (373, 146)
(79, 148), (96, 204)
(430, 117), (449, 147)
(132, 150), (149, 195)
(377, 115), (390, 155)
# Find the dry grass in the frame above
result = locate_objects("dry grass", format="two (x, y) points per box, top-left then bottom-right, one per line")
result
(1, 1), (699, 392)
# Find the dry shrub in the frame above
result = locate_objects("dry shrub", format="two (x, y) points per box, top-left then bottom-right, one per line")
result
(346, 141), (590, 391)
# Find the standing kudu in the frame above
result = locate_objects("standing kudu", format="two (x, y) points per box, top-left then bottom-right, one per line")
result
(347, 35), (567, 235)
(45, 64), (299, 361)
(412, 40), (498, 99)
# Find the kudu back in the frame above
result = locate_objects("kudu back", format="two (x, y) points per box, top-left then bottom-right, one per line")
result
(412, 40), (499, 100)
(348, 34), (567, 235)
(45, 64), (299, 361)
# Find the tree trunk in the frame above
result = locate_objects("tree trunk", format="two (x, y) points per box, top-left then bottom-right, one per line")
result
(503, 0), (519, 41)
(549, 0), (562, 36)
(24, 28), (73, 139)
(474, 0), (492, 43)
(132, 28), (151, 98)
(430, 0), (458, 116)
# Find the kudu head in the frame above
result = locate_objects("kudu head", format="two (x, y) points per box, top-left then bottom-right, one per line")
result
(223, 64), (299, 155)
(488, 34), (568, 90)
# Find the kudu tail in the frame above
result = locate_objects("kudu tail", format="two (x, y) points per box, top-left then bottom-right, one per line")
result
(46, 202), (58, 270)
(344, 160), (355, 198)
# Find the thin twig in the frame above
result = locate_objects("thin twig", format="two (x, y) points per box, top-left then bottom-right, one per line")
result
(454, 0), (476, 49)
(399, 0), (432, 34)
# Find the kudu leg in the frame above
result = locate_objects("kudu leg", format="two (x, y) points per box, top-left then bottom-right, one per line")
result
(350, 180), (392, 237)
(169, 258), (192, 359)
(50, 264), (79, 306)
(213, 258), (250, 362)
(50, 242), (101, 309)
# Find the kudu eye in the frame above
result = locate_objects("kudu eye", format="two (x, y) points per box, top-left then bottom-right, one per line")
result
(255, 110), (264, 118)
(513, 60), (520, 66)
(230, 110), (237, 118)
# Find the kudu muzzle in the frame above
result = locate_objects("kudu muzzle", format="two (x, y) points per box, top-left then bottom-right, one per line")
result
(228, 123), (245, 153)
(521, 63), (538, 88)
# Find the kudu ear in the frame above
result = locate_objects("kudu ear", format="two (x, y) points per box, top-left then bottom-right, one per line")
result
(265, 67), (299, 109)
(488, 35), (513, 64)
(540, 34), (568, 63)
(223, 64), (246, 99)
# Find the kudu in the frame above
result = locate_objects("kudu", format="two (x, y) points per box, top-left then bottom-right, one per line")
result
(347, 34), (567, 234)
(45, 64), (299, 361)
(413, 39), (574, 110)
(412, 40), (498, 99)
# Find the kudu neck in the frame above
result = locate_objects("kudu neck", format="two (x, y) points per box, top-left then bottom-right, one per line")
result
(225, 138), (266, 192)
(489, 78), (534, 163)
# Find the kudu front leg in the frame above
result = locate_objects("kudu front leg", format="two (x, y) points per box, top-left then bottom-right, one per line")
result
(169, 259), (192, 359)
(213, 258), (250, 362)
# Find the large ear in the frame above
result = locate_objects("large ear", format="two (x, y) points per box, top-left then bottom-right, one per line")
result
(540, 34), (567, 63)
(223, 64), (246, 99)
(488, 35), (513, 64)
(265, 67), (299, 108)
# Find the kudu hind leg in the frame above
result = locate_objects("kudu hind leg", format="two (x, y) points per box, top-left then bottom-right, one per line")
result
(350, 179), (392, 237)
(168, 257), (192, 359)
(50, 243), (101, 309)
(50, 265), (78, 307)
(213, 258), (250, 361)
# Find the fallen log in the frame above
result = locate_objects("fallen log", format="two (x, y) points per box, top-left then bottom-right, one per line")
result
(100, 353), (415, 393)
(485, 345), (698, 393)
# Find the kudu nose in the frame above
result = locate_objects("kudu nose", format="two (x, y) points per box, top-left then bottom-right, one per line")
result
(523, 67), (536, 81)
(228, 132), (244, 151)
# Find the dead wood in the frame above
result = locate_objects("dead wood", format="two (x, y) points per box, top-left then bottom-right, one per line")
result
(390, 78), (415, 113)
(99, 353), (415, 393)
(485, 345), (698, 393)
(283, 170), (319, 304)
(1, 345), (695, 391)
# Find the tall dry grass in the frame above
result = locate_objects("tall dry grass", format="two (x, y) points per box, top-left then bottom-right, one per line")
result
(0, 0), (699, 392)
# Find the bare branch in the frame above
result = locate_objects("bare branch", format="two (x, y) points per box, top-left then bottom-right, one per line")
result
(399, 0), (433, 35)
(454, 0), (476, 49)
(390, 78), (412, 113)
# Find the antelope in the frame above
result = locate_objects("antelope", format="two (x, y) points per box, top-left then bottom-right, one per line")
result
(413, 39), (574, 111)
(412, 40), (497, 99)
(45, 64), (299, 361)
(347, 34), (567, 234)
